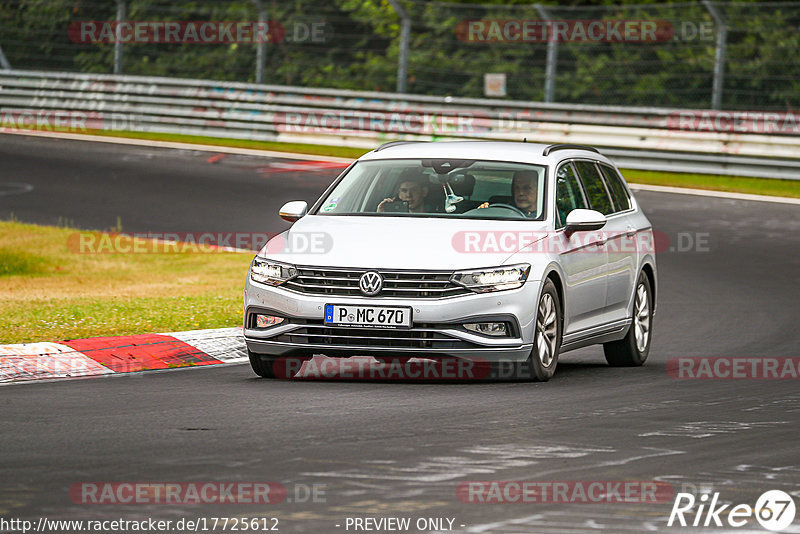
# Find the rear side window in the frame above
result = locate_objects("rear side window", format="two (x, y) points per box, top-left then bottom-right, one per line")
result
(573, 161), (614, 215)
(555, 163), (587, 228)
(599, 164), (631, 212)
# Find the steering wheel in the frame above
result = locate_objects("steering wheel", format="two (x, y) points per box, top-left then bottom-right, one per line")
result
(488, 203), (528, 218)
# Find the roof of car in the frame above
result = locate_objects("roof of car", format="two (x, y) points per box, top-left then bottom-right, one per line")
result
(359, 141), (612, 166)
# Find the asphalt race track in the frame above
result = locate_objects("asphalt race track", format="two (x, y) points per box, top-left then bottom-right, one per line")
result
(1, 134), (799, 533)
(0, 134), (345, 238)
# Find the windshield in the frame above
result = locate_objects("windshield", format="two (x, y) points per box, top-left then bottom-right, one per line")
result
(314, 159), (547, 220)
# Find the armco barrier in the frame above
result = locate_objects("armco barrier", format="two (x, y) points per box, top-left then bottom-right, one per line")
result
(1, 69), (799, 179)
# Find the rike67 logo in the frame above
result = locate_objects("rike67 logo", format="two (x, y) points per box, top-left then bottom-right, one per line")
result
(668, 490), (796, 531)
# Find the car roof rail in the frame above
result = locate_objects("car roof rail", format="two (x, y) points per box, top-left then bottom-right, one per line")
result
(542, 144), (600, 156)
(374, 140), (428, 152)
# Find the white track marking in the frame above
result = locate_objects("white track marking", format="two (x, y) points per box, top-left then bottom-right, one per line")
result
(302, 444), (613, 483)
(0, 182), (34, 196)
(1, 327), (248, 384)
(629, 183), (800, 205)
(459, 514), (544, 533)
(0, 130), (354, 163)
(530, 447), (686, 479)
(0, 342), (112, 383)
(639, 421), (787, 439)
(164, 327), (248, 363)
(8, 130), (799, 205)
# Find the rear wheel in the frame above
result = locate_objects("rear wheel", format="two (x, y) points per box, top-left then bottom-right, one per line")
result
(524, 279), (562, 381)
(604, 272), (652, 367)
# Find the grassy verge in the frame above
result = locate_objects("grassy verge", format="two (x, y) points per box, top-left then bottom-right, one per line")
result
(622, 169), (800, 198)
(48, 129), (800, 199)
(0, 220), (252, 344)
(86, 129), (370, 160)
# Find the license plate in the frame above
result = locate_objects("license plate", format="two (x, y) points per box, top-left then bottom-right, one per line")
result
(324, 304), (412, 329)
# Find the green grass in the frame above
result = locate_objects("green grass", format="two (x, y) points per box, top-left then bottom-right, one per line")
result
(73, 129), (800, 198)
(4, 295), (241, 343)
(622, 169), (800, 199)
(0, 248), (52, 276)
(97, 130), (370, 160)
(0, 221), (252, 344)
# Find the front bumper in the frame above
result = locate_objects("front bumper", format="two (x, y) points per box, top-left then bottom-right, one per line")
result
(244, 277), (539, 363)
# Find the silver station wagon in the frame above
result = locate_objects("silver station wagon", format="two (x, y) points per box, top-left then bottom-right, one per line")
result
(244, 141), (657, 381)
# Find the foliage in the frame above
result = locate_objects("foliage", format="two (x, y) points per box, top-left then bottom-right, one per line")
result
(0, 0), (798, 110)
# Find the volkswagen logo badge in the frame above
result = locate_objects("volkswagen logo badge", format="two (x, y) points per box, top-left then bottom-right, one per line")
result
(359, 271), (383, 296)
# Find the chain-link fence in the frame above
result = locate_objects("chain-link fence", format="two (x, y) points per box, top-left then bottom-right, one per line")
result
(1, 0), (799, 111)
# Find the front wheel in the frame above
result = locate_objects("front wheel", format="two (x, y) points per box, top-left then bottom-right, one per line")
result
(248, 350), (278, 378)
(524, 279), (562, 381)
(604, 272), (653, 367)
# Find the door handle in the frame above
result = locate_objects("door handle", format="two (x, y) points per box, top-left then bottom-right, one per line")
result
(625, 226), (636, 238)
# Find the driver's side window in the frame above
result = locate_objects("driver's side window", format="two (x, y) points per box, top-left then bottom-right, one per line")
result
(555, 162), (587, 228)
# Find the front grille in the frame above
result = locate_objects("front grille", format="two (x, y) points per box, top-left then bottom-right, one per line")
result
(282, 267), (471, 299)
(272, 320), (476, 349)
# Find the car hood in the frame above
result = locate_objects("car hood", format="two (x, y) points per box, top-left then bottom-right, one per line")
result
(259, 215), (549, 270)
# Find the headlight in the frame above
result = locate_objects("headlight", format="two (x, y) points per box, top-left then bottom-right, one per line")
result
(451, 264), (530, 293)
(250, 257), (297, 286)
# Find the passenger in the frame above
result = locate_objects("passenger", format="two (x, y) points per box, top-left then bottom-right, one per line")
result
(377, 172), (431, 213)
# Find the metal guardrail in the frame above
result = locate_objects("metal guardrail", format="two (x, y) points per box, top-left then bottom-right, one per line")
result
(1, 70), (799, 179)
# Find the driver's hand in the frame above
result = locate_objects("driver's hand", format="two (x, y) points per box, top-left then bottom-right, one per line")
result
(377, 197), (395, 213)
(477, 202), (489, 209)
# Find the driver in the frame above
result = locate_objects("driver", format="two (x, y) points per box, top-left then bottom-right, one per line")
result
(376, 171), (431, 213)
(478, 170), (539, 217)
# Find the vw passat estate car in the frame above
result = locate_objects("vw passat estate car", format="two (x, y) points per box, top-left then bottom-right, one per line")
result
(244, 141), (657, 381)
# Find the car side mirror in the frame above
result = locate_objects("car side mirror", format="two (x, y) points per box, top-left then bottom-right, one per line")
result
(565, 209), (607, 235)
(279, 201), (308, 223)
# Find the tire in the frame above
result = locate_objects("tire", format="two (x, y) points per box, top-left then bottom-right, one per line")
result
(604, 271), (653, 367)
(523, 278), (562, 382)
(248, 350), (278, 378)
